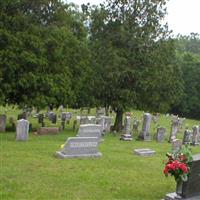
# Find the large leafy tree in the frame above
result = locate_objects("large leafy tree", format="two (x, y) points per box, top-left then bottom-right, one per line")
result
(86, 0), (183, 131)
(0, 0), (90, 109)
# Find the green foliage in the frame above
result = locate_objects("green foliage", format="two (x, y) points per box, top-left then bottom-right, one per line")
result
(0, 0), (91, 109)
(171, 34), (200, 119)
(86, 0), (183, 130)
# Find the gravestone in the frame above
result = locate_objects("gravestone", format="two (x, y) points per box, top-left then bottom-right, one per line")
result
(163, 154), (200, 200)
(17, 112), (27, 120)
(16, 119), (29, 141)
(96, 107), (106, 117)
(104, 117), (112, 133)
(51, 114), (57, 124)
(120, 116), (133, 141)
(138, 113), (151, 141)
(191, 126), (199, 146)
(169, 118), (179, 142)
(178, 118), (186, 131)
(77, 124), (102, 139)
(61, 112), (72, 122)
(134, 148), (155, 156)
(37, 127), (59, 135)
(0, 114), (6, 132)
(55, 137), (102, 158)
(87, 116), (96, 124)
(80, 116), (89, 125)
(183, 130), (192, 145)
(152, 113), (159, 124)
(48, 112), (57, 123)
(155, 127), (166, 142)
(172, 139), (182, 152)
(73, 120), (78, 132)
(96, 117), (105, 133)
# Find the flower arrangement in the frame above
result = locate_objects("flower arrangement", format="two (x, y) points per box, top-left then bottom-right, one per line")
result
(163, 145), (193, 182)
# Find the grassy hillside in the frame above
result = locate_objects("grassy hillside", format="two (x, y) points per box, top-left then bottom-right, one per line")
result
(1, 108), (200, 200)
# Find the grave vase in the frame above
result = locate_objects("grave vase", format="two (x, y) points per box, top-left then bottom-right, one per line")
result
(175, 179), (183, 199)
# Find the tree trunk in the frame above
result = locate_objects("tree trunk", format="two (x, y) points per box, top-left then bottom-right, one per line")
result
(113, 109), (123, 132)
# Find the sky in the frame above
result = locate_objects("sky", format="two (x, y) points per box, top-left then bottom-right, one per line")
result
(67, 0), (200, 36)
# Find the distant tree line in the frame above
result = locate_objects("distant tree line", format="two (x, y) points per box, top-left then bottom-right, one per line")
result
(0, 0), (199, 130)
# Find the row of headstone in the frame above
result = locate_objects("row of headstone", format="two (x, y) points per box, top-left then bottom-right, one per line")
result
(79, 115), (113, 134)
(183, 126), (200, 146)
(55, 124), (103, 158)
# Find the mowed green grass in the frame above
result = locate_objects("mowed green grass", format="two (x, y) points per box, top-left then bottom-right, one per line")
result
(0, 108), (200, 200)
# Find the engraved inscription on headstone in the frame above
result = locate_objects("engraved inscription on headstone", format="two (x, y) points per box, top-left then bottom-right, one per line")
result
(77, 124), (102, 139)
(55, 137), (102, 158)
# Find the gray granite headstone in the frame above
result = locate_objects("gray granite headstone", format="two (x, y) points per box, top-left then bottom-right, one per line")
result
(191, 126), (199, 146)
(80, 116), (89, 125)
(183, 130), (192, 145)
(77, 124), (102, 139)
(169, 118), (179, 142)
(134, 148), (155, 156)
(16, 119), (29, 141)
(138, 113), (151, 141)
(96, 107), (106, 117)
(172, 139), (182, 152)
(163, 154), (200, 200)
(0, 114), (6, 132)
(38, 114), (44, 124)
(55, 137), (102, 158)
(155, 127), (166, 142)
(120, 116), (133, 141)
(104, 117), (113, 133)
(87, 116), (96, 124)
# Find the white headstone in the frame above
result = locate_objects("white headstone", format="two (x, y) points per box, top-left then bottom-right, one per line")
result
(16, 119), (29, 141)
(77, 124), (102, 139)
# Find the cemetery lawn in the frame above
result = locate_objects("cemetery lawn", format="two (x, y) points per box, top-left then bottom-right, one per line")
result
(1, 110), (200, 200)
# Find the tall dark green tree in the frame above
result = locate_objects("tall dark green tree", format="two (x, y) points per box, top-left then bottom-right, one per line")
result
(87, 0), (183, 131)
(0, 0), (90, 109)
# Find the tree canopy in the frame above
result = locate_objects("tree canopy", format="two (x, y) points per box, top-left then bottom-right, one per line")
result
(0, 0), (199, 123)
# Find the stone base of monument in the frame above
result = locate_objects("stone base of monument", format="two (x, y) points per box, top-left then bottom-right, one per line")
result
(163, 192), (200, 200)
(134, 148), (155, 156)
(120, 134), (133, 141)
(55, 151), (102, 159)
(37, 127), (59, 135)
(55, 137), (102, 159)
